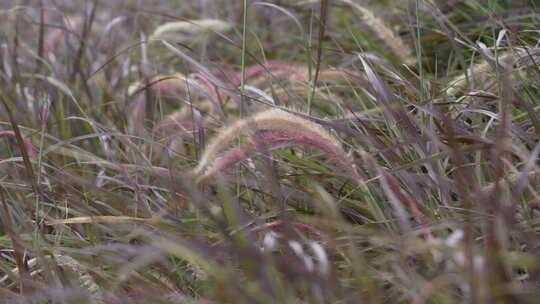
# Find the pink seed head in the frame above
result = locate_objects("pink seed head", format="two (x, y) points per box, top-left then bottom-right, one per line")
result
(200, 129), (361, 182)
(0, 131), (38, 157)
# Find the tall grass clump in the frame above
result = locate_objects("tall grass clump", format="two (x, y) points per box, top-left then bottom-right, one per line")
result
(1, 0), (540, 303)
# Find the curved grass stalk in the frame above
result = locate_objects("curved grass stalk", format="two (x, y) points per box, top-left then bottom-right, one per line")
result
(338, 0), (416, 65)
(128, 73), (225, 109)
(239, 60), (303, 86)
(128, 73), (224, 134)
(128, 73), (194, 97)
(239, 61), (366, 88)
(153, 109), (198, 139)
(190, 72), (225, 100)
(0, 131), (38, 157)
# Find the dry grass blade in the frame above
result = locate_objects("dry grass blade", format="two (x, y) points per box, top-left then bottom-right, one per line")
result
(45, 215), (157, 225)
(0, 94), (41, 201)
(0, 189), (32, 294)
(248, 220), (328, 240)
(51, 254), (103, 302)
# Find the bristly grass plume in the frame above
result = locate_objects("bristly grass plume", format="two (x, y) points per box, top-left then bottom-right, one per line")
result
(191, 108), (361, 184)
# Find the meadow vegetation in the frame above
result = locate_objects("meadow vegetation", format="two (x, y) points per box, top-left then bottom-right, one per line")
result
(0, 0), (540, 302)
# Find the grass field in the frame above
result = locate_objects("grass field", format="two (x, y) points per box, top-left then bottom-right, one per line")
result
(1, 0), (540, 303)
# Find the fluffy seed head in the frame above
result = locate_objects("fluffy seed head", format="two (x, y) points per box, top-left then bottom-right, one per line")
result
(339, 0), (416, 65)
(446, 51), (517, 97)
(150, 19), (233, 41)
(192, 108), (360, 183)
